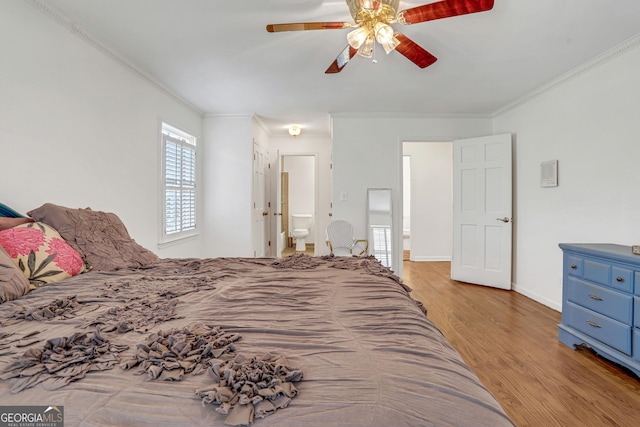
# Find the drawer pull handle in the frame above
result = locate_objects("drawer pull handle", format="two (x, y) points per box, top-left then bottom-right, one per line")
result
(586, 320), (602, 328)
(587, 294), (603, 301)
(615, 276), (624, 282)
(570, 264), (577, 269)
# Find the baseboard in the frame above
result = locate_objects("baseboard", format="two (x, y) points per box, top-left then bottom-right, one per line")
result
(410, 256), (452, 262)
(512, 284), (561, 312)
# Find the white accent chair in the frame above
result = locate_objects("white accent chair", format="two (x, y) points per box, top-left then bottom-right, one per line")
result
(325, 219), (368, 256)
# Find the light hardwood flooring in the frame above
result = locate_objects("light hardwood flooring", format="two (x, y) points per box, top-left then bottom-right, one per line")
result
(281, 244), (314, 257)
(402, 261), (640, 427)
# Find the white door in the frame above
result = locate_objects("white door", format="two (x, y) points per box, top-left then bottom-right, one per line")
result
(274, 150), (283, 257)
(252, 142), (268, 257)
(451, 134), (512, 289)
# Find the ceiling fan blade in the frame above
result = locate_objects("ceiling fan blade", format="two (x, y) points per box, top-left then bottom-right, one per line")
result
(394, 33), (437, 68)
(325, 45), (359, 74)
(266, 22), (353, 32)
(398, 0), (494, 25)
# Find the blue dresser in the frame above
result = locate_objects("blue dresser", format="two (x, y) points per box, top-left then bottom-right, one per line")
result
(558, 243), (640, 377)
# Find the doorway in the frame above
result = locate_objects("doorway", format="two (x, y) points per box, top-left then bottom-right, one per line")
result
(280, 154), (316, 256)
(402, 142), (453, 262)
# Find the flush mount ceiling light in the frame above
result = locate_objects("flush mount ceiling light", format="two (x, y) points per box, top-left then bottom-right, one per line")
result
(267, 0), (494, 73)
(288, 125), (301, 137)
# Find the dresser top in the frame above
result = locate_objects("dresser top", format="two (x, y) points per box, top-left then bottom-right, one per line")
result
(559, 243), (640, 265)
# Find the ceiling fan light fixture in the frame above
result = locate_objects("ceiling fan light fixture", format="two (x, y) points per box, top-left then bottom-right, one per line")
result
(359, 0), (381, 11)
(347, 27), (369, 49)
(357, 35), (375, 58)
(381, 35), (400, 54)
(374, 22), (394, 44)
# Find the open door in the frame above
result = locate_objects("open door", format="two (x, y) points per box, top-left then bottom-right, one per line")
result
(451, 134), (512, 289)
(252, 141), (269, 258)
(274, 150), (284, 258)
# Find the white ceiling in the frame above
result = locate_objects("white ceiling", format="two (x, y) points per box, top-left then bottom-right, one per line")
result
(40, 0), (640, 138)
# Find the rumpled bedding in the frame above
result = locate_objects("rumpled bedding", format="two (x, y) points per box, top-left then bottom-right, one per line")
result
(197, 352), (303, 426)
(0, 255), (515, 427)
(121, 323), (241, 381)
(1, 329), (127, 393)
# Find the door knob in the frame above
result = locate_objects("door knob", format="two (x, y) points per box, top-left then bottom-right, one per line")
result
(496, 217), (511, 223)
(262, 212), (268, 216)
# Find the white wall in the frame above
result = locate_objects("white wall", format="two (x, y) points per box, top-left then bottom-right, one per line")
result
(494, 38), (640, 311)
(331, 115), (493, 277)
(268, 136), (332, 256)
(403, 142), (453, 262)
(0, 1), (203, 258)
(200, 115), (255, 258)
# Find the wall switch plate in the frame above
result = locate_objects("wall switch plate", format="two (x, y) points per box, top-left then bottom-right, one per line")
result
(340, 191), (348, 201)
(632, 245), (640, 255)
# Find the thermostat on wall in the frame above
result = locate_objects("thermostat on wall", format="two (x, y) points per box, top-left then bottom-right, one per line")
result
(540, 160), (558, 188)
(632, 245), (640, 255)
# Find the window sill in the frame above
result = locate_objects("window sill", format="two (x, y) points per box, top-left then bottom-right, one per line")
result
(158, 232), (199, 249)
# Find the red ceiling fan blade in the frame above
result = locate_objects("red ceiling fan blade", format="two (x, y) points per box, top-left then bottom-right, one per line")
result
(394, 33), (437, 68)
(325, 45), (359, 74)
(398, 0), (494, 25)
(266, 22), (352, 32)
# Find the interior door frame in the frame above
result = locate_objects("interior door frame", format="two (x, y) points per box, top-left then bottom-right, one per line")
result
(397, 138), (452, 279)
(276, 152), (320, 256)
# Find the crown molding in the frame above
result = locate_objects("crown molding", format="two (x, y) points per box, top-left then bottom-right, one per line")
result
(203, 113), (254, 120)
(27, 0), (203, 117)
(329, 111), (493, 120)
(493, 33), (640, 117)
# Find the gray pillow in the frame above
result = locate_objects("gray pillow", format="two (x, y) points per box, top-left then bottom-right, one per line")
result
(28, 203), (159, 271)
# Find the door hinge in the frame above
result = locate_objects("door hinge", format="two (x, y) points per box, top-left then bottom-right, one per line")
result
(268, 241), (271, 247)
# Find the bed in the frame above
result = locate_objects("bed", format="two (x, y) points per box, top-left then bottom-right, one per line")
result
(0, 203), (515, 427)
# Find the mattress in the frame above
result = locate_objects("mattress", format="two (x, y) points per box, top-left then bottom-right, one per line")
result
(0, 254), (515, 427)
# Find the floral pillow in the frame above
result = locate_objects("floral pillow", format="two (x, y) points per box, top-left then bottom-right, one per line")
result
(0, 222), (86, 288)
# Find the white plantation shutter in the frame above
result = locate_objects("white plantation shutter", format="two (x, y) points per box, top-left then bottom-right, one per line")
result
(162, 124), (197, 239)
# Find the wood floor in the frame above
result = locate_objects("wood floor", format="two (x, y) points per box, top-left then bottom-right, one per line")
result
(402, 261), (640, 427)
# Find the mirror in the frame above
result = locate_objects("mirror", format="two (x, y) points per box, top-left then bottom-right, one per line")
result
(367, 188), (393, 270)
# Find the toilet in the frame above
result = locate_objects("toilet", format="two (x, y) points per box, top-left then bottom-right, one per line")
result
(291, 214), (313, 252)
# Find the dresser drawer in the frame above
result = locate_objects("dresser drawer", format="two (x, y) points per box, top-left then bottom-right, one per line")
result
(635, 297), (640, 327)
(636, 272), (640, 296)
(635, 329), (640, 363)
(611, 266), (634, 293)
(564, 302), (632, 355)
(567, 255), (583, 277)
(583, 259), (610, 285)
(567, 277), (633, 324)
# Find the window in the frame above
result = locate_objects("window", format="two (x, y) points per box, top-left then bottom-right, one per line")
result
(161, 123), (197, 242)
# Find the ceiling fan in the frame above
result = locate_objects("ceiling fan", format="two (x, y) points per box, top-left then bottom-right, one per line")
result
(266, 0), (494, 73)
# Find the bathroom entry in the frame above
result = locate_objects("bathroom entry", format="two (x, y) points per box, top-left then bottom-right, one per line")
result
(281, 155), (316, 255)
